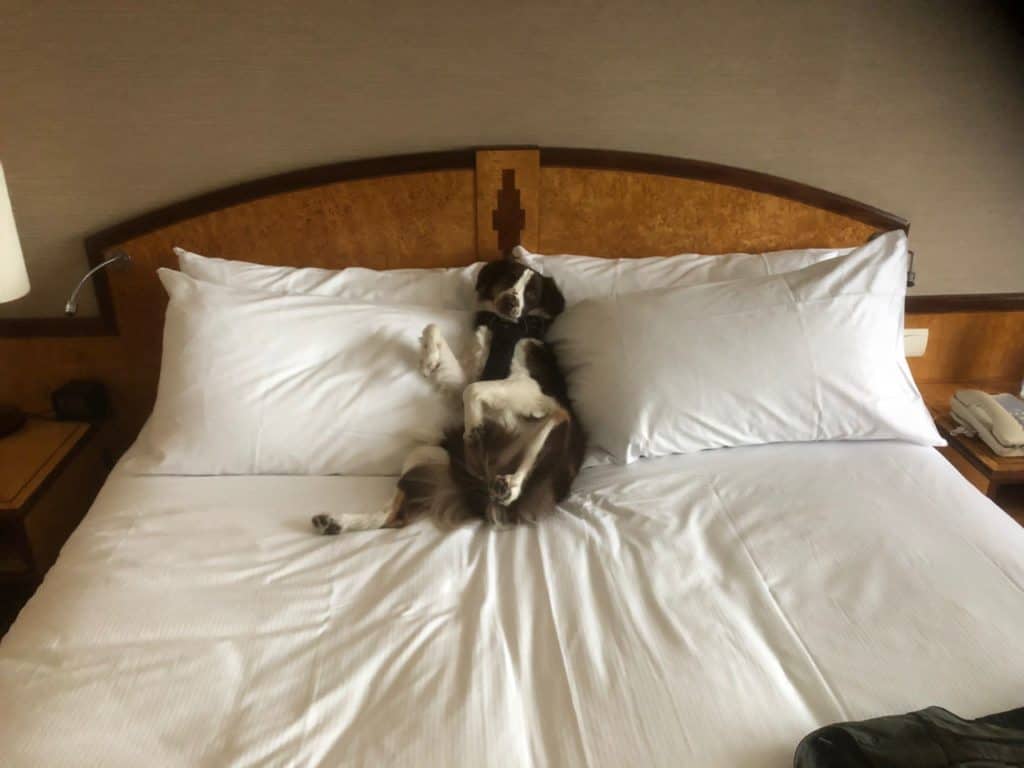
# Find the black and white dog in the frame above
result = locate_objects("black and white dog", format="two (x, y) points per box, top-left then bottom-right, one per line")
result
(312, 257), (585, 532)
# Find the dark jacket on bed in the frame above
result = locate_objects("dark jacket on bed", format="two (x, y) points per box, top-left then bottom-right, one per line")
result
(794, 706), (1024, 767)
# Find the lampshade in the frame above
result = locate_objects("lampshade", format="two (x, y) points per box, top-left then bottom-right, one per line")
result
(0, 162), (30, 303)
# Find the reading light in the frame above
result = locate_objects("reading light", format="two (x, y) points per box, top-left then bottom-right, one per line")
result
(0, 161), (31, 436)
(65, 250), (131, 315)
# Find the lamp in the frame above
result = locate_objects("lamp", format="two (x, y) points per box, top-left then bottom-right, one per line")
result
(0, 161), (31, 436)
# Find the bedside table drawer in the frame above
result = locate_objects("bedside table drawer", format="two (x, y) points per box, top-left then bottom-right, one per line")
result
(1, 420), (111, 587)
(21, 431), (108, 576)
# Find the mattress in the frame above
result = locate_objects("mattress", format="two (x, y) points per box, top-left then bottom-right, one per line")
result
(2, 441), (1023, 767)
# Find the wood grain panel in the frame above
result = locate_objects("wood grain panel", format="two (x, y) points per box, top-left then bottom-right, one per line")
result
(905, 311), (1024, 383)
(538, 167), (880, 256)
(475, 149), (540, 259)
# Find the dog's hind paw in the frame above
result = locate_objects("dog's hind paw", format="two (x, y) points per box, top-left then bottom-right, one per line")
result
(489, 474), (521, 506)
(311, 514), (342, 535)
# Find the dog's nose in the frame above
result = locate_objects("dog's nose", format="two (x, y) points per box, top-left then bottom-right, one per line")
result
(497, 294), (521, 317)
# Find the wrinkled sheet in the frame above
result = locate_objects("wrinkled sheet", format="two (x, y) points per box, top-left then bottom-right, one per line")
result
(2, 442), (1023, 767)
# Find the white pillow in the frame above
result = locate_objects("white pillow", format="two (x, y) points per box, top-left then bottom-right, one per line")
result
(175, 247), (482, 309)
(122, 269), (469, 476)
(548, 231), (942, 463)
(514, 243), (852, 306)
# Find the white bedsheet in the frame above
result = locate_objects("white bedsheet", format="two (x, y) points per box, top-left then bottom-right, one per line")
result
(2, 442), (1023, 767)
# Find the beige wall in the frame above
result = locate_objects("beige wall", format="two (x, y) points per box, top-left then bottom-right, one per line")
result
(1, 0), (1022, 317)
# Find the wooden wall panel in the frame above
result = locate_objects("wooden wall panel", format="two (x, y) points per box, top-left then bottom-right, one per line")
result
(538, 167), (879, 256)
(906, 311), (1024, 383)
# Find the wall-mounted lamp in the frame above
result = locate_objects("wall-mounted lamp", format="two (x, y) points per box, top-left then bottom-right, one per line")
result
(65, 250), (131, 315)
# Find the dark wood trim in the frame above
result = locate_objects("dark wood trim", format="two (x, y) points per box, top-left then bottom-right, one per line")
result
(0, 316), (109, 338)
(906, 293), (1024, 314)
(6, 145), (1020, 338)
(540, 147), (910, 234)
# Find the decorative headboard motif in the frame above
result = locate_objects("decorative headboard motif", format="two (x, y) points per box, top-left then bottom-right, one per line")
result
(8, 145), (1017, 449)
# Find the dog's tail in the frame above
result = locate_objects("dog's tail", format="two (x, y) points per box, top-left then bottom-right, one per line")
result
(443, 423), (535, 527)
(395, 447), (470, 529)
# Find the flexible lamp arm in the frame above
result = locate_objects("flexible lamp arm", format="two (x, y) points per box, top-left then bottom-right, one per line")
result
(65, 250), (131, 316)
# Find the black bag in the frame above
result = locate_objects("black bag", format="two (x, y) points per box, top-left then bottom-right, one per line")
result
(794, 706), (1024, 767)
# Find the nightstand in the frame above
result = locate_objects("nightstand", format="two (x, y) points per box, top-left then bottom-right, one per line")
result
(920, 382), (1024, 525)
(1, 419), (110, 628)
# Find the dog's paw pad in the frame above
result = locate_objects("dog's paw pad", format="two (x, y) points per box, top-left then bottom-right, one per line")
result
(312, 514), (341, 535)
(490, 475), (516, 504)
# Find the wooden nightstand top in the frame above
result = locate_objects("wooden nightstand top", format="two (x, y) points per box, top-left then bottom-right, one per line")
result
(919, 380), (1024, 524)
(934, 414), (1024, 484)
(0, 419), (93, 514)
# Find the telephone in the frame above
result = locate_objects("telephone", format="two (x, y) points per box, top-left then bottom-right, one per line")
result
(951, 390), (1024, 457)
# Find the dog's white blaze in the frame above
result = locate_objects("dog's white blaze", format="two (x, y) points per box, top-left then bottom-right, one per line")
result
(499, 269), (534, 320)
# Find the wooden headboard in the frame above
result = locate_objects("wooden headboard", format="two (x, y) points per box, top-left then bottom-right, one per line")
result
(85, 147), (903, 336)
(1, 146), (1020, 448)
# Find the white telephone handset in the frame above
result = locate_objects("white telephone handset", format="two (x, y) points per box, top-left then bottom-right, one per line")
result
(951, 390), (1024, 457)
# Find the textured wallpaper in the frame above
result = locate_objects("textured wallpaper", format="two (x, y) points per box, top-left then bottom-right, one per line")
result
(1, 0), (1022, 317)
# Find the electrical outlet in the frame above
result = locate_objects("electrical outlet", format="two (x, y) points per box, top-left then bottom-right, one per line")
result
(904, 328), (928, 357)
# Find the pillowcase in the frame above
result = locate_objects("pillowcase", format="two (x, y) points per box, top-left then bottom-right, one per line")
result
(122, 269), (469, 476)
(514, 243), (852, 306)
(548, 230), (941, 464)
(175, 247), (482, 309)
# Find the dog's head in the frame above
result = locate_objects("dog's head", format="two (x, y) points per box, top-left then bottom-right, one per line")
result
(475, 258), (565, 323)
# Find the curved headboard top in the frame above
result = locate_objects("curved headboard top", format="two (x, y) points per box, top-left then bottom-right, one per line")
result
(56, 146), (906, 433)
(86, 145), (906, 332)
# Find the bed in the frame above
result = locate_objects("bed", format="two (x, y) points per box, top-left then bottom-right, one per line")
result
(2, 147), (1022, 766)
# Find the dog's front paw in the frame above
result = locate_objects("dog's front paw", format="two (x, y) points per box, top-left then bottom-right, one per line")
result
(489, 474), (521, 505)
(312, 514), (342, 535)
(419, 324), (443, 377)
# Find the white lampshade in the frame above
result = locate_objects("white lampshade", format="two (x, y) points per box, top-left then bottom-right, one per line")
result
(0, 162), (30, 303)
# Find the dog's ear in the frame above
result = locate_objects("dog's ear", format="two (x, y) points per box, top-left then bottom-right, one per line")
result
(539, 275), (565, 317)
(476, 260), (506, 298)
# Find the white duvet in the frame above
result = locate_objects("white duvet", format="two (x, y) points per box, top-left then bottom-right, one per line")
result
(2, 442), (1023, 767)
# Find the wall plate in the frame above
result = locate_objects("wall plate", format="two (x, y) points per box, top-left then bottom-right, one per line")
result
(904, 328), (929, 358)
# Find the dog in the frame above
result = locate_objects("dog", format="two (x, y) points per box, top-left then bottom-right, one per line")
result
(311, 257), (585, 533)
